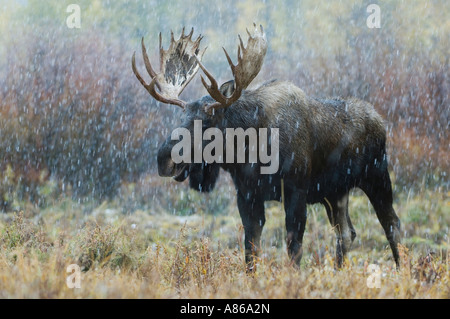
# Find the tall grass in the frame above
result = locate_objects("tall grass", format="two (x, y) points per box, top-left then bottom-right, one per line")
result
(0, 191), (448, 298)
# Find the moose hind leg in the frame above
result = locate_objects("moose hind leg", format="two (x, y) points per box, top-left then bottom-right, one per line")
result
(361, 169), (401, 268)
(323, 193), (355, 268)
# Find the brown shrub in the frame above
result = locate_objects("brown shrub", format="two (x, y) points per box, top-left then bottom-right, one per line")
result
(0, 28), (168, 205)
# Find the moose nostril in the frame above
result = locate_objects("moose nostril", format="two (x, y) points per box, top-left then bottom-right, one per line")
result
(167, 161), (175, 172)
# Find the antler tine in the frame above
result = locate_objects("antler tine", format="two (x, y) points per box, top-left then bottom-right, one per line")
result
(170, 30), (175, 44)
(196, 59), (220, 92)
(188, 27), (194, 40)
(238, 35), (246, 59)
(196, 57), (228, 105)
(131, 52), (148, 88)
(159, 32), (164, 69)
(141, 37), (158, 79)
(193, 35), (204, 55)
(223, 48), (236, 75)
(194, 34), (203, 46)
(237, 45), (242, 65)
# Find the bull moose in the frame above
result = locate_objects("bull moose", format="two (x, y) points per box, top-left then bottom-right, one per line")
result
(132, 25), (401, 270)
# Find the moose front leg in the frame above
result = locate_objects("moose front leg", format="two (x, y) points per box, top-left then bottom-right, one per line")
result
(236, 191), (266, 272)
(284, 186), (307, 267)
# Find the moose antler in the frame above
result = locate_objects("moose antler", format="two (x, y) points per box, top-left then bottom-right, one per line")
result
(132, 27), (206, 109)
(197, 23), (267, 113)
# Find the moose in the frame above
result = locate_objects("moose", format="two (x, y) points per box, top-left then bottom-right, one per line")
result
(132, 25), (401, 270)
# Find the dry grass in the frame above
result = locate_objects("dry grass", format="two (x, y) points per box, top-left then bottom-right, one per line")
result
(0, 191), (448, 299)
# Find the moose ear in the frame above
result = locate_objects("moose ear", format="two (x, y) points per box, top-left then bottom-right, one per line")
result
(219, 80), (235, 98)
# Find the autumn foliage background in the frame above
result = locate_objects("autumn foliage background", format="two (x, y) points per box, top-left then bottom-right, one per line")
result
(0, 0), (448, 207)
(0, 0), (448, 299)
